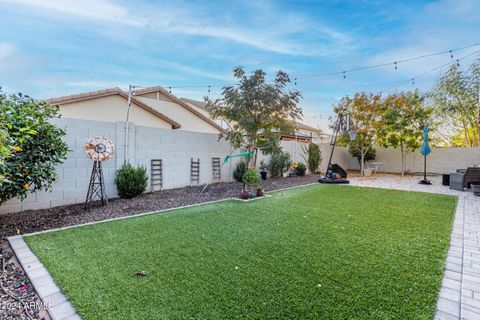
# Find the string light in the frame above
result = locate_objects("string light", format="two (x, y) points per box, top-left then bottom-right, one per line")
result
(412, 78), (415, 86)
(295, 41), (480, 80)
(169, 86), (172, 94)
(157, 42), (480, 92)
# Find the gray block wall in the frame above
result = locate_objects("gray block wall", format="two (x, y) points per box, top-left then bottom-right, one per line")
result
(0, 117), (339, 214)
(0, 118), (236, 214)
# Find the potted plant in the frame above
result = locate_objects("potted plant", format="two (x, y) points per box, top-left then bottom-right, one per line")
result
(291, 162), (299, 176)
(259, 160), (268, 180)
(242, 168), (261, 198)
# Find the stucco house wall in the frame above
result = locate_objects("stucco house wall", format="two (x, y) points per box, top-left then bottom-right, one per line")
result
(135, 96), (220, 134)
(58, 95), (173, 129)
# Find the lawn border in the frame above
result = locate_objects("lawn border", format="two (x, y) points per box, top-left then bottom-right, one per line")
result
(7, 182), (317, 320)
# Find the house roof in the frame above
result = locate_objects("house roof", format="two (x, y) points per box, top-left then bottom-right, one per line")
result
(289, 120), (322, 133)
(180, 97), (207, 110)
(45, 87), (181, 129)
(133, 86), (224, 132)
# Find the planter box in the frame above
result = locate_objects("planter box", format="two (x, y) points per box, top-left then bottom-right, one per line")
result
(363, 168), (372, 176)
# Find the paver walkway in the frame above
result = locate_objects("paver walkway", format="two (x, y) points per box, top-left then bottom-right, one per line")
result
(350, 174), (480, 319)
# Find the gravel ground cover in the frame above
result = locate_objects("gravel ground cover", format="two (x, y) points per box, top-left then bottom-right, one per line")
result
(0, 243), (46, 320)
(0, 175), (319, 241)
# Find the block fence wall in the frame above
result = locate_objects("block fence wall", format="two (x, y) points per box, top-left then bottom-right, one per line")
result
(347, 146), (480, 174)
(0, 118), (346, 214)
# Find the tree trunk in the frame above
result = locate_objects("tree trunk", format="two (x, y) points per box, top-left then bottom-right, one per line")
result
(477, 86), (480, 147)
(360, 148), (365, 177)
(400, 142), (405, 177)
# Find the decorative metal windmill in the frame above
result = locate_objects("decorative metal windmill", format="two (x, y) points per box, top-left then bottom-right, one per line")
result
(84, 136), (115, 209)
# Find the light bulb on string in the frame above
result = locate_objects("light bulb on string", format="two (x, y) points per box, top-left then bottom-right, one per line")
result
(456, 59), (460, 67)
(343, 71), (346, 79)
(208, 85), (211, 93)
(294, 77), (297, 86)
(394, 62), (397, 70)
(450, 50), (453, 59)
(169, 86), (172, 94)
(412, 78), (415, 86)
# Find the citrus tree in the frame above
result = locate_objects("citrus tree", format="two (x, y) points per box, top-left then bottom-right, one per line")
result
(0, 90), (69, 203)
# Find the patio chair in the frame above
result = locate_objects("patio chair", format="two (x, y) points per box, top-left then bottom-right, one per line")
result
(450, 167), (480, 191)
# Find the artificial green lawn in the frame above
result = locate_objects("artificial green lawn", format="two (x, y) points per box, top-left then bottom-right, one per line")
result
(25, 185), (456, 319)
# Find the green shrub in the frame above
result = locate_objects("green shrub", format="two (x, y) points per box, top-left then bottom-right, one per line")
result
(243, 168), (261, 188)
(307, 143), (321, 173)
(233, 160), (247, 182)
(115, 163), (148, 199)
(296, 163), (307, 176)
(268, 151), (292, 177)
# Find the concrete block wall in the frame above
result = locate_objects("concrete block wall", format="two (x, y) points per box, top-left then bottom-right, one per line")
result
(0, 116), (352, 214)
(0, 118), (235, 214)
(348, 146), (480, 175)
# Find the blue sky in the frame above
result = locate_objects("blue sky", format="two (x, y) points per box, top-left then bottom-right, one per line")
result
(1, 0), (480, 131)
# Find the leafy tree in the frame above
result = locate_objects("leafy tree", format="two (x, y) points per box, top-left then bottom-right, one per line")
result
(206, 66), (302, 167)
(430, 60), (480, 147)
(378, 91), (433, 176)
(0, 91), (69, 203)
(349, 146), (376, 166)
(334, 92), (383, 176)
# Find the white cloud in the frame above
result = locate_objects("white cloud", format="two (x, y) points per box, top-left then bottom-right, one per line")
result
(0, 42), (15, 61)
(1, 0), (353, 56)
(1, 0), (146, 26)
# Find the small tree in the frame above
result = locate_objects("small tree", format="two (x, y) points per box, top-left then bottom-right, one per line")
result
(335, 92), (383, 176)
(378, 91), (433, 176)
(0, 91), (69, 203)
(206, 67), (302, 167)
(430, 60), (480, 147)
(302, 142), (321, 174)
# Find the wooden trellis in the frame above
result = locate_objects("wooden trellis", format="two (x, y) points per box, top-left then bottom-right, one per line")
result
(151, 159), (163, 191)
(212, 157), (221, 181)
(190, 158), (200, 185)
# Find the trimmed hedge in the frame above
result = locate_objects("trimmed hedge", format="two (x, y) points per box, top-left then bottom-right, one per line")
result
(115, 163), (148, 199)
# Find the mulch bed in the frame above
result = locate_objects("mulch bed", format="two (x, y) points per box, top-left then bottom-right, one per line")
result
(0, 244), (45, 320)
(1, 174), (319, 241)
